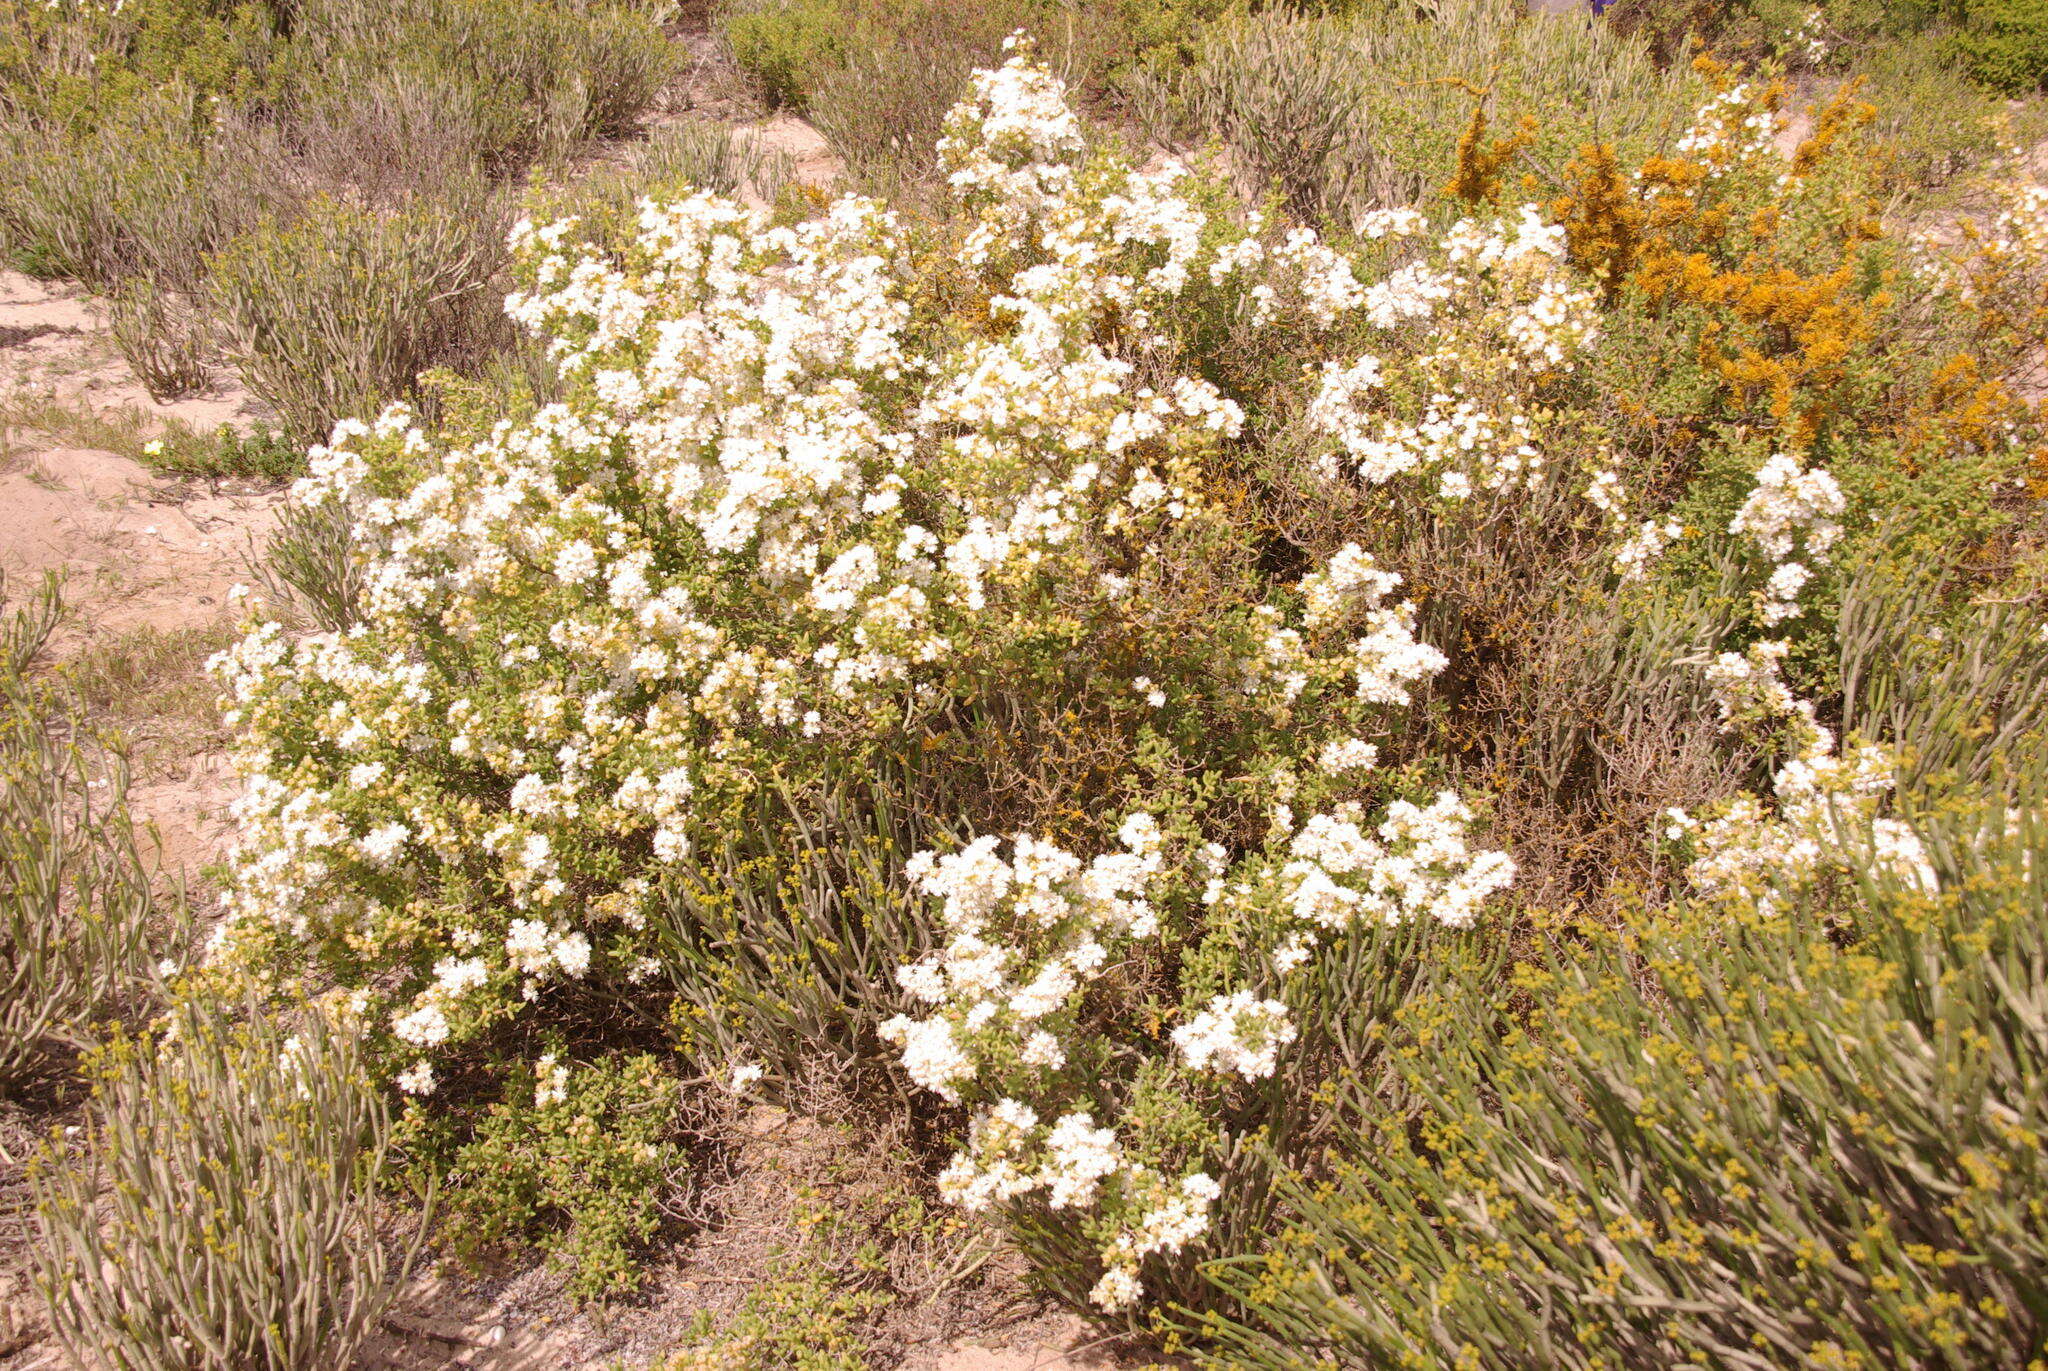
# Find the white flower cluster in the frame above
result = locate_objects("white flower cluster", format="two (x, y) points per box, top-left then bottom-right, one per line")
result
(1309, 206), (1599, 499)
(534, 1052), (569, 1108)
(1313, 380), (1546, 500)
(1172, 990), (1295, 1079)
(1280, 794), (1517, 933)
(1614, 517), (1686, 582)
(1674, 640), (1933, 914)
(1793, 7), (1830, 65)
(208, 49), (1433, 1088)
(1728, 453), (1844, 624)
(1674, 83), (1782, 176)
(1702, 638), (1805, 734)
(882, 814), (1171, 1106)
(1240, 539), (1446, 713)
(886, 796), (1512, 1311)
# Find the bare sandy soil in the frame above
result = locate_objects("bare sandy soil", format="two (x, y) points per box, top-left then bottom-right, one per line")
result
(0, 269), (278, 881)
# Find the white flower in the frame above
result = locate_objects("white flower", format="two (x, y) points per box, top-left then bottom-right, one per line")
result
(1729, 454), (1844, 565)
(505, 919), (554, 975)
(1317, 737), (1378, 772)
(358, 821), (409, 864)
(553, 540), (600, 585)
(433, 956), (489, 996)
(1042, 1111), (1122, 1209)
(392, 1003), (449, 1047)
(1615, 517), (1683, 581)
(534, 1053), (569, 1108)
(552, 930), (592, 979)
(1171, 991), (1296, 1079)
(1089, 1266), (1142, 1311)
(879, 1014), (976, 1103)
(1021, 1029), (1065, 1068)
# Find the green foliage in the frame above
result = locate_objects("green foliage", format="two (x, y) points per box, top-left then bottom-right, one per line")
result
(205, 191), (510, 444)
(718, 0), (1213, 123)
(1838, 551), (2048, 794)
(279, 0), (683, 176)
(31, 1001), (422, 1371)
(0, 0), (679, 461)
(418, 1051), (683, 1301)
(1955, 0), (2048, 90)
(648, 1153), (984, 1370)
(254, 495), (367, 632)
(1606, 0), (2048, 107)
(1608, 0), (1946, 69)
(0, 83), (287, 289)
(1853, 28), (2013, 193)
(0, 574), (168, 1088)
(803, 0), (1055, 193)
(541, 120), (798, 244)
(657, 1271), (890, 1371)
(109, 276), (213, 402)
(719, 0), (846, 110)
(656, 771), (937, 1094)
(191, 425), (304, 483)
(719, 0), (1152, 192)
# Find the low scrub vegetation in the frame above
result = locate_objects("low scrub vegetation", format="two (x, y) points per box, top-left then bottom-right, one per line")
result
(0, 0), (683, 457)
(8, 0), (2048, 1366)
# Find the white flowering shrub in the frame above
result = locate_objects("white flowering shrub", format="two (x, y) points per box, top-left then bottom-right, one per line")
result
(206, 46), (1442, 1047)
(1727, 451), (1844, 625)
(202, 43), (1544, 1285)
(1302, 203), (1602, 504)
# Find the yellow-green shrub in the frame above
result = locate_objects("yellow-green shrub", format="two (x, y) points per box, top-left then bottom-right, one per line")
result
(1158, 0), (1702, 226)
(1201, 772), (2048, 1368)
(718, 0), (846, 110)
(419, 1050), (683, 1301)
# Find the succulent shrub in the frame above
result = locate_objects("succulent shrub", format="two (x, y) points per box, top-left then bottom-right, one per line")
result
(31, 1002), (422, 1371)
(0, 574), (165, 1089)
(1200, 768), (2048, 1369)
(205, 189), (511, 444)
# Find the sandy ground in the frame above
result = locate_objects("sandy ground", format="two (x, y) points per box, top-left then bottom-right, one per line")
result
(0, 269), (279, 880)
